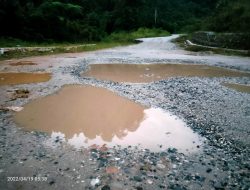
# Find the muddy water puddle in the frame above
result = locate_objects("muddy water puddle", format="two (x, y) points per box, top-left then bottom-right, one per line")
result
(15, 85), (202, 153)
(82, 64), (250, 83)
(0, 73), (51, 86)
(10, 61), (37, 66)
(222, 83), (250, 94)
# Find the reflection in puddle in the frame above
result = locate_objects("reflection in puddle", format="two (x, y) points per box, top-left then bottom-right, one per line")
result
(0, 73), (51, 86)
(15, 85), (202, 153)
(82, 64), (250, 83)
(222, 83), (250, 94)
(65, 108), (202, 153)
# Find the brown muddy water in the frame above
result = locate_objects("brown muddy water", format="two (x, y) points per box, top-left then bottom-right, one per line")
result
(82, 64), (250, 83)
(0, 73), (51, 86)
(222, 83), (250, 94)
(10, 61), (37, 66)
(14, 85), (202, 153)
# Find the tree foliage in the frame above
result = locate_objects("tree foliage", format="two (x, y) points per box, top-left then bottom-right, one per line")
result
(204, 0), (250, 32)
(2, 0), (246, 42)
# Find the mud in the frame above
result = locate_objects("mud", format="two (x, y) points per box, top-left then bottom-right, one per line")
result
(222, 82), (250, 93)
(82, 64), (250, 83)
(14, 85), (202, 153)
(10, 61), (37, 66)
(0, 73), (51, 86)
(1, 35), (250, 190)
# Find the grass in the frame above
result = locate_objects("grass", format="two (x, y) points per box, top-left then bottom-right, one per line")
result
(0, 28), (170, 61)
(0, 37), (85, 47)
(172, 35), (189, 48)
(0, 40), (132, 61)
(173, 35), (250, 57)
(104, 28), (170, 43)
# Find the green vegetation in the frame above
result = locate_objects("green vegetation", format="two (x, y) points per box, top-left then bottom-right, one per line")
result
(204, 0), (250, 33)
(190, 32), (250, 50)
(173, 34), (250, 56)
(0, 28), (169, 60)
(0, 0), (217, 43)
(0, 28), (169, 47)
(0, 41), (129, 61)
(105, 28), (170, 43)
(0, 0), (249, 58)
(0, 40), (135, 61)
(185, 46), (250, 57)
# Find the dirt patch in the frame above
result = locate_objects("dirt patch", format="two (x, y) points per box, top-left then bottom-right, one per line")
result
(105, 166), (119, 174)
(14, 85), (202, 153)
(222, 83), (250, 94)
(82, 64), (250, 83)
(0, 73), (51, 86)
(11, 89), (30, 100)
(10, 61), (37, 66)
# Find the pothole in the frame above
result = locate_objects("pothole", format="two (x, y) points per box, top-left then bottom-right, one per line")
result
(14, 85), (203, 153)
(0, 73), (51, 86)
(222, 82), (250, 94)
(81, 64), (250, 83)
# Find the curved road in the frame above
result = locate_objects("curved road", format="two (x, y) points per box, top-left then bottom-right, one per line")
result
(0, 35), (250, 190)
(89, 35), (250, 71)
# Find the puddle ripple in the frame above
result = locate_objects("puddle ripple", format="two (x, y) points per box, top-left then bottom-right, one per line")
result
(82, 64), (250, 83)
(15, 85), (203, 153)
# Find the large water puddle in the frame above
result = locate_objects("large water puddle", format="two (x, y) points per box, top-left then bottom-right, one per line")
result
(82, 64), (250, 83)
(0, 73), (51, 86)
(14, 85), (202, 153)
(222, 83), (250, 94)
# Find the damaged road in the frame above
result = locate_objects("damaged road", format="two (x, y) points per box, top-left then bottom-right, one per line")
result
(0, 35), (249, 190)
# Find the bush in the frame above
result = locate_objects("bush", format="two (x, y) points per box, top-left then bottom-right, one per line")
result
(191, 31), (250, 50)
(130, 28), (170, 39)
(105, 28), (170, 43)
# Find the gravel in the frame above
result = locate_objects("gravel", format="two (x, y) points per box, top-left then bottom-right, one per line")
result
(0, 35), (249, 190)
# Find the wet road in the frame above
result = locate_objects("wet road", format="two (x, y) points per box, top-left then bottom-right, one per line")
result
(1, 34), (250, 73)
(88, 35), (250, 71)
(0, 35), (250, 190)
